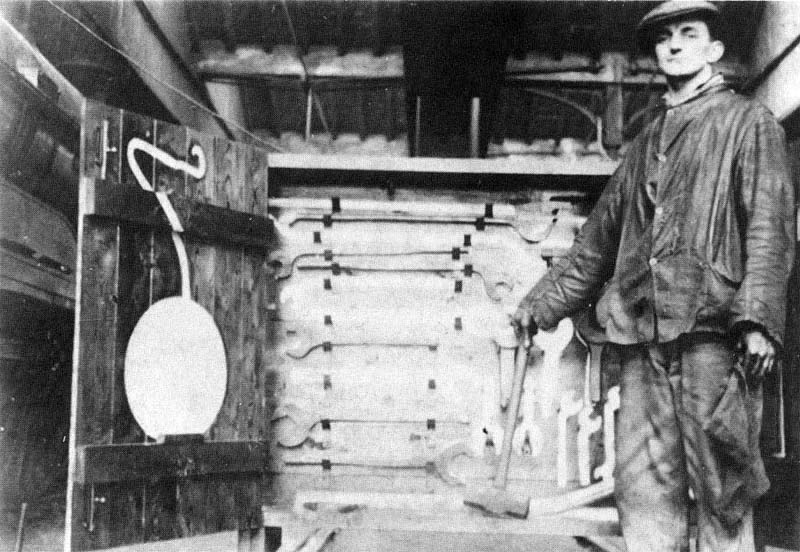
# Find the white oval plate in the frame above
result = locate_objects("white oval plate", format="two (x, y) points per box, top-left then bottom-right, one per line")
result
(124, 297), (227, 439)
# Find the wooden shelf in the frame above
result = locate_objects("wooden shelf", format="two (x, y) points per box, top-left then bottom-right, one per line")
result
(262, 501), (620, 539)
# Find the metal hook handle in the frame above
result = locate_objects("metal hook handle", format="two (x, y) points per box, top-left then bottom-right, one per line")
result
(126, 137), (206, 298)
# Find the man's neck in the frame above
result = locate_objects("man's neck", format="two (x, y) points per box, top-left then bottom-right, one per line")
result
(664, 65), (715, 105)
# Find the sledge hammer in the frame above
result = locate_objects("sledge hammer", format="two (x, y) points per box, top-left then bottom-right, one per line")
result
(464, 339), (531, 518)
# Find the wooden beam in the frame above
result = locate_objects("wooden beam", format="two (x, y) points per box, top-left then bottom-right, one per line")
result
(66, 218), (121, 550)
(86, 185), (273, 248)
(79, 2), (232, 138)
(76, 440), (269, 485)
(0, 13), (83, 119)
(196, 51), (747, 87)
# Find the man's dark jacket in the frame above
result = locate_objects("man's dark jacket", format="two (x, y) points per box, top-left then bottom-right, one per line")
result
(522, 78), (795, 523)
(524, 81), (795, 348)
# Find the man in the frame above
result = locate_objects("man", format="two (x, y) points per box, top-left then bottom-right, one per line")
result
(513, 1), (795, 550)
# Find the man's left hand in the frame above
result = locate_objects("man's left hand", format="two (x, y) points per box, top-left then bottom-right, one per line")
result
(736, 330), (776, 378)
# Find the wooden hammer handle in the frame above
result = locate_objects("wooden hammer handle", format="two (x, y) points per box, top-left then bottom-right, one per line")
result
(494, 344), (529, 489)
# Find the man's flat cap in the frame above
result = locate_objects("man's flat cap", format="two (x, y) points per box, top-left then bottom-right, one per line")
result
(637, 1), (719, 49)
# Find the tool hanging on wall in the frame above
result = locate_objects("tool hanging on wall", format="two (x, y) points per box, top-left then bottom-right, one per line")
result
(269, 214), (556, 265)
(122, 137), (227, 440)
(269, 197), (585, 243)
(273, 208), (583, 245)
(573, 327), (603, 487)
(593, 386), (620, 482)
(295, 263), (511, 302)
(271, 405), (471, 483)
(286, 340), (439, 360)
(269, 198), (517, 218)
(277, 276), (505, 320)
(272, 248), (469, 280)
(279, 310), (511, 346)
(532, 318), (574, 418)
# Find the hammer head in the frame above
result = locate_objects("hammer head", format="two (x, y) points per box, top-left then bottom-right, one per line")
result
(463, 487), (529, 519)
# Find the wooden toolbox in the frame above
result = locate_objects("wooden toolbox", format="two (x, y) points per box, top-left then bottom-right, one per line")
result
(68, 102), (623, 551)
(261, 155), (621, 550)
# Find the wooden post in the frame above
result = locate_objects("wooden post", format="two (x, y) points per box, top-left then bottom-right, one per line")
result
(602, 53), (625, 152)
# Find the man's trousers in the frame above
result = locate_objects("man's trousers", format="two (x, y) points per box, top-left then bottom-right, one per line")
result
(610, 334), (767, 552)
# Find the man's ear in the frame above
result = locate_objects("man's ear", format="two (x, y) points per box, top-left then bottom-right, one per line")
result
(708, 40), (725, 64)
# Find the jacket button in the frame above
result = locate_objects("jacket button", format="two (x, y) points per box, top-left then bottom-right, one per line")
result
(649, 257), (658, 267)
(655, 153), (667, 162)
(655, 206), (664, 216)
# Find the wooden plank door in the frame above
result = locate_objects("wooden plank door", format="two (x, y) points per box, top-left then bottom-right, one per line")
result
(66, 101), (275, 551)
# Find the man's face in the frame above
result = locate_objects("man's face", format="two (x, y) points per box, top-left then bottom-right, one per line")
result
(653, 19), (724, 78)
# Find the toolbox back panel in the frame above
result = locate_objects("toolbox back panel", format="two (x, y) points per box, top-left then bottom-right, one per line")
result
(264, 162), (617, 506)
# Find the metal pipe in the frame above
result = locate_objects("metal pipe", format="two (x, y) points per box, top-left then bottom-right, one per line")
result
(414, 95), (422, 157)
(0, 63), (79, 222)
(311, 91), (330, 136)
(14, 502), (27, 552)
(469, 97), (480, 158)
(279, 0), (332, 139)
(304, 86), (313, 141)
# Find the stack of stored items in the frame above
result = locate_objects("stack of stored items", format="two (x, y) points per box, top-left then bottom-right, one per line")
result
(197, 43), (405, 78)
(261, 132), (609, 159)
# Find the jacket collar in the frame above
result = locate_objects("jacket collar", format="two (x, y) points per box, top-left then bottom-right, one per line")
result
(661, 73), (727, 109)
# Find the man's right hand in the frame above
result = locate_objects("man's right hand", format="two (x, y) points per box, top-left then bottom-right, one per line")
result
(511, 305), (538, 349)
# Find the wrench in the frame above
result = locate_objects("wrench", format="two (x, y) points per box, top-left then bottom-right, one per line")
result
(593, 385), (620, 482)
(532, 318), (575, 417)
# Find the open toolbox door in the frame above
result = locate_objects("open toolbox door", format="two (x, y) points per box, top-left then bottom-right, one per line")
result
(66, 101), (274, 551)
